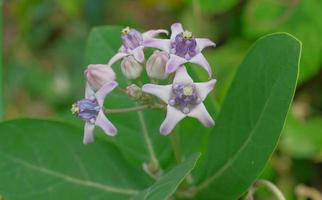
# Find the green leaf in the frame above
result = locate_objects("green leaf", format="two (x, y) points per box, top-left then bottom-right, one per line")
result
(0, 119), (152, 200)
(243, 0), (322, 83)
(85, 26), (172, 167)
(196, 33), (301, 199)
(131, 153), (200, 200)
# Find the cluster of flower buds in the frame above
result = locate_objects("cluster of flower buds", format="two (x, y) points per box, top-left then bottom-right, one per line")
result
(72, 23), (217, 144)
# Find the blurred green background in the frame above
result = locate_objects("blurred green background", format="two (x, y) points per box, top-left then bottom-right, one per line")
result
(2, 0), (322, 199)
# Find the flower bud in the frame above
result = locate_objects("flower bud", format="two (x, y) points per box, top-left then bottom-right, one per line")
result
(146, 50), (169, 80)
(121, 56), (143, 79)
(85, 64), (116, 91)
(126, 84), (142, 100)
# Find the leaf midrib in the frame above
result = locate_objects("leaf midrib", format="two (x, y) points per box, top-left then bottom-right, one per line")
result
(0, 151), (139, 196)
(198, 70), (283, 190)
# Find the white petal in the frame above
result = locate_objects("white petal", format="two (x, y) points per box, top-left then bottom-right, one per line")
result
(95, 81), (118, 106)
(173, 66), (193, 84)
(107, 51), (128, 67)
(170, 23), (184, 40)
(142, 29), (169, 39)
(188, 103), (214, 127)
(196, 38), (216, 51)
(166, 54), (187, 74)
(95, 111), (117, 136)
(83, 122), (95, 144)
(132, 46), (145, 63)
(142, 84), (172, 103)
(189, 53), (212, 78)
(160, 105), (186, 135)
(143, 38), (171, 52)
(195, 79), (216, 101)
(85, 82), (95, 98)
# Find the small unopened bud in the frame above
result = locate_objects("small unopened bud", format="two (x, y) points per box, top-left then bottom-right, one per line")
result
(85, 64), (116, 91)
(126, 84), (142, 100)
(121, 56), (143, 79)
(146, 51), (169, 80)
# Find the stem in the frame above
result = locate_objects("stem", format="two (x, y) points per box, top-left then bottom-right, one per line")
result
(246, 180), (286, 200)
(137, 110), (160, 171)
(0, 0), (3, 120)
(170, 132), (182, 164)
(105, 105), (148, 114)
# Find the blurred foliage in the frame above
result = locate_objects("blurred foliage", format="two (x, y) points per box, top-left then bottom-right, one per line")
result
(3, 0), (322, 199)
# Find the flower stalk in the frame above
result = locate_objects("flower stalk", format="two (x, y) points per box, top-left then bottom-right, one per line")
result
(246, 180), (286, 200)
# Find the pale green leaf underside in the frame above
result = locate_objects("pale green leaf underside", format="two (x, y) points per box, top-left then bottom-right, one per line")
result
(0, 119), (151, 200)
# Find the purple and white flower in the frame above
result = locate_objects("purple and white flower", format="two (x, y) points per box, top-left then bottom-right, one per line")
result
(142, 66), (216, 135)
(143, 23), (216, 77)
(107, 27), (168, 67)
(71, 81), (118, 144)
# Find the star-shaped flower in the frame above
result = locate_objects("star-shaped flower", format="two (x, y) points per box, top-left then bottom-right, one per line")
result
(71, 81), (118, 144)
(107, 27), (168, 67)
(142, 66), (216, 135)
(143, 23), (216, 77)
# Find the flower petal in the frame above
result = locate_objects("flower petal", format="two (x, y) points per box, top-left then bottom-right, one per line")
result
(83, 122), (95, 144)
(142, 84), (172, 103)
(107, 51), (128, 67)
(132, 46), (145, 63)
(95, 111), (117, 136)
(188, 103), (214, 127)
(195, 79), (216, 101)
(166, 54), (187, 74)
(173, 66), (193, 84)
(142, 29), (169, 39)
(85, 82), (95, 98)
(95, 81), (118, 106)
(143, 39), (171, 52)
(160, 105), (186, 135)
(170, 23), (184, 40)
(189, 53), (212, 78)
(196, 38), (216, 51)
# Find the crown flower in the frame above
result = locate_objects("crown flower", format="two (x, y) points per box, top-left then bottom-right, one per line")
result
(143, 23), (216, 77)
(142, 67), (216, 135)
(107, 27), (168, 68)
(72, 81), (118, 144)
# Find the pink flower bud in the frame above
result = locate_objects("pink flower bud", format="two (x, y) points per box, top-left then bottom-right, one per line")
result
(121, 56), (143, 79)
(146, 50), (169, 80)
(85, 64), (116, 91)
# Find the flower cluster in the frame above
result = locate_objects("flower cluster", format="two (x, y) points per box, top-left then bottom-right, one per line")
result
(72, 23), (217, 144)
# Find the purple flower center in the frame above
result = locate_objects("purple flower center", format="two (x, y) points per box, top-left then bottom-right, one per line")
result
(171, 31), (197, 60)
(168, 83), (201, 114)
(71, 98), (100, 123)
(121, 27), (143, 50)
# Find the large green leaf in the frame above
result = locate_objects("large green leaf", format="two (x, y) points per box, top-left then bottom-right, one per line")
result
(85, 26), (172, 167)
(196, 33), (301, 199)
(131, 153), (200, 200)
(0, 119), (152, 200)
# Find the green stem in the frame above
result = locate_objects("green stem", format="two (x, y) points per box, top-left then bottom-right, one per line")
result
(246, 180), (286, 200)
(0, 0), (3, 120)
(170, 131), (182, 164)
(137, 110), (160, 171)
(105, 105), (148, 114)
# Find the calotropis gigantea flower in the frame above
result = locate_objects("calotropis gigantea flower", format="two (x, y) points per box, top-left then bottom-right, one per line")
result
(71, 81), (118, 144)
(85, 64), (116, 91)
(107, 27), (168, 67)
(143, 23), (216, 77)
(142, 67), (216, 135)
